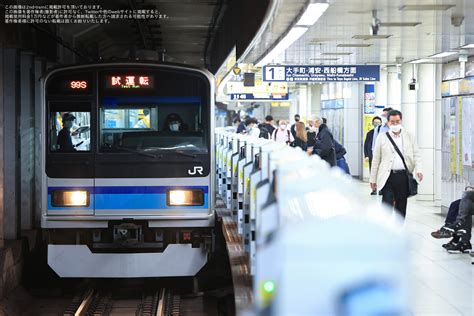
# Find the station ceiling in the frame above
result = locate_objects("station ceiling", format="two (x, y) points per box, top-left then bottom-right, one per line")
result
(253, 0), (474, 66)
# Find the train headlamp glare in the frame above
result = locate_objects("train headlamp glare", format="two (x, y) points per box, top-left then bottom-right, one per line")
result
(52, 190), (89, 207)
(167, 189), (204, 206)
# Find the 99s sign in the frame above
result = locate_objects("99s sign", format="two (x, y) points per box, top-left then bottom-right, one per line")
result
(69, 80), (88, 89)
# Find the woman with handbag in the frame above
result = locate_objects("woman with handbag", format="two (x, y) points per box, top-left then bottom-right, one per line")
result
(369, 110), (423, 219)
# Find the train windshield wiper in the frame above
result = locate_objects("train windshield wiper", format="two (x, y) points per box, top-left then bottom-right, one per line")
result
(113, 145), (160, 159)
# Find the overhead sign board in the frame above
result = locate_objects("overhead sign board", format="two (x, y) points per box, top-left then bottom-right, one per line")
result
(263, 65), (380, 82)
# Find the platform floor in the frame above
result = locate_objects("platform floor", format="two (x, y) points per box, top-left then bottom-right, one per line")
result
(356, 181), (473, 316)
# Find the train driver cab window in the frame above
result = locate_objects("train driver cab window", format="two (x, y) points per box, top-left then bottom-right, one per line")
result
(100, 102), (206, 153)
(49, 111), (91, 152)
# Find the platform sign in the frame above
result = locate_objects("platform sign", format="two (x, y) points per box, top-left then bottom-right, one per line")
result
(263, 65), (380, 82)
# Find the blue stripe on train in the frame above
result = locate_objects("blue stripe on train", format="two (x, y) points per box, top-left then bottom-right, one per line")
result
(47, 186), (209, 210)
(95, 193), (208, 209)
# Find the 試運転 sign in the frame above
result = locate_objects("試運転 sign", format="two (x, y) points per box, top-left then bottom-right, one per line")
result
(263, 65), (380, 82)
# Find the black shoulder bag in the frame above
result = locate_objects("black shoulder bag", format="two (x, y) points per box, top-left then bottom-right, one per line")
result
(385, 132), (418, 197)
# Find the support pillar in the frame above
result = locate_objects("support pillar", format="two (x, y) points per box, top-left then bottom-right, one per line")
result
(375, 68), (388, 107)
(434, 64), (443, 204)
(416, 64), (437, 201)
(1, 49), (19, 240)
(401, 63), (417, 135)
(20, 52), (35, 230)
(387, 66), (401, 110)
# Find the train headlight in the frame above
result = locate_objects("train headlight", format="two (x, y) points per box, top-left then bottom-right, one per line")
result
(52, 190), (89, 207)
(167, 189), (204, 206)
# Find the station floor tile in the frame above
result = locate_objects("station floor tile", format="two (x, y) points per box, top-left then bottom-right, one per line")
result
(355, 181), (472, 316)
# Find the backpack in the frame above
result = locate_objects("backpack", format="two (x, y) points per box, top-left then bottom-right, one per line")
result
(258, 124), (270, 139)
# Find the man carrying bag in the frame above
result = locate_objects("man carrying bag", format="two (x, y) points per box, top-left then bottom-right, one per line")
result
(370, 110), (423, 219)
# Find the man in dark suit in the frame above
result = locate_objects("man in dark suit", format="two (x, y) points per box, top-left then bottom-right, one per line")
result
(364, 116), (381, 195)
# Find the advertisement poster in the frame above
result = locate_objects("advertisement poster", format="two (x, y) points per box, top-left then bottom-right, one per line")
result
(449, 98), (457, 176)
(362, 114), (375, 169)
(462, 98), (473, 167)
(364, 84), (376, 114)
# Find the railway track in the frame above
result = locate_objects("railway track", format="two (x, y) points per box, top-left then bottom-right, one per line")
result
(62, 287), (180, 316)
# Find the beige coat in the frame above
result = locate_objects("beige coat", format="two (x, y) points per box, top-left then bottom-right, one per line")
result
(369, 130), (422, 190)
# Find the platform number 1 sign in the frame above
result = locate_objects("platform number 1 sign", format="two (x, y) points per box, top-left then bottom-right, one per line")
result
(264, 66), (286, 81)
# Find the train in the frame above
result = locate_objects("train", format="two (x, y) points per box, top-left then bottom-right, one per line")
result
(41, 62), (215, 277)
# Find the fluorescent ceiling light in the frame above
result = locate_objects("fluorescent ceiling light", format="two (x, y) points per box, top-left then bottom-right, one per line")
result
(379, 22), (421, 27)
(321, 52), (352, 56)
(337, 43), (372, 47)
(352, 35), (392, 40)
(409, 59), (433, 64)
(399, 5), (455, 11)
(256, 27), (309, 67)
(460, 44), (474, 49)
(310, 58), (340, 61)
(429, 51), (457, 58)
(296, 2), (329, 26)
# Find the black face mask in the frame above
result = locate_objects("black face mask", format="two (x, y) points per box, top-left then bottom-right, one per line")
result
(295, 118), (300, 122)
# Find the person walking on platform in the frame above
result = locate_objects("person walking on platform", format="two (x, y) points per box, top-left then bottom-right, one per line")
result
(306, 118), (318, 155)
(312, 117), (336, 167)
(371, 107), (392, 153)
(290, 114), (300, 140)
(293, 121), (308, 151)
(272, 120), (294, 145)
(261, 115), (276, 136)
(365, 116), (382, 195)
(370, 110), (423, 219)
(244, 117), (260, 138)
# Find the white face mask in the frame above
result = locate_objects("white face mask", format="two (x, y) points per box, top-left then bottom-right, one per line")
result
(389, 124), (402, 133)
(309, 126), (318, 132)
(170, 123), (180, 132)
(381, 116), (387, 125)
(279, 124), (286, 130)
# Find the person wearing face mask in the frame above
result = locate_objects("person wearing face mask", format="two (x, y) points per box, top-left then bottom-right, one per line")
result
(371, 107), (393, 155)
(57, 113), (78, 152)
(272, 120), (294, 145)
(370, 110), (423, 219)
(244, 117), (260, 138)
(163, 113), (188, 132)
(364, 116), (382, 195)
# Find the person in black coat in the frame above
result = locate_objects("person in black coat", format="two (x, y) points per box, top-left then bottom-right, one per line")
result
(313, 117), (336, 167)
(57, 112), (77, 152)
(364, 116), (381, 194)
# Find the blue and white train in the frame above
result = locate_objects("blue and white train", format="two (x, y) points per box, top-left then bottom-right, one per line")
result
(41, 62), (215, 277)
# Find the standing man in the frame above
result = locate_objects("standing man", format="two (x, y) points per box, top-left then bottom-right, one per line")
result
(371, 107), (393, 153)
(261, 115), (276, 136)
(312, 117), (336, 167)
(290, 114), (300, 140)
(370, 110), (423, 219)
(364, 116), (382, 195)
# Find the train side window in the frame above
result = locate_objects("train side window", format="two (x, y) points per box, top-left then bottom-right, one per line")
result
(49, 111), (91, 152)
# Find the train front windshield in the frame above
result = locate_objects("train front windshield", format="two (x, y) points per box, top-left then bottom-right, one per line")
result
(45, 65), (212, 179)
(100, 101), (206, 153)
